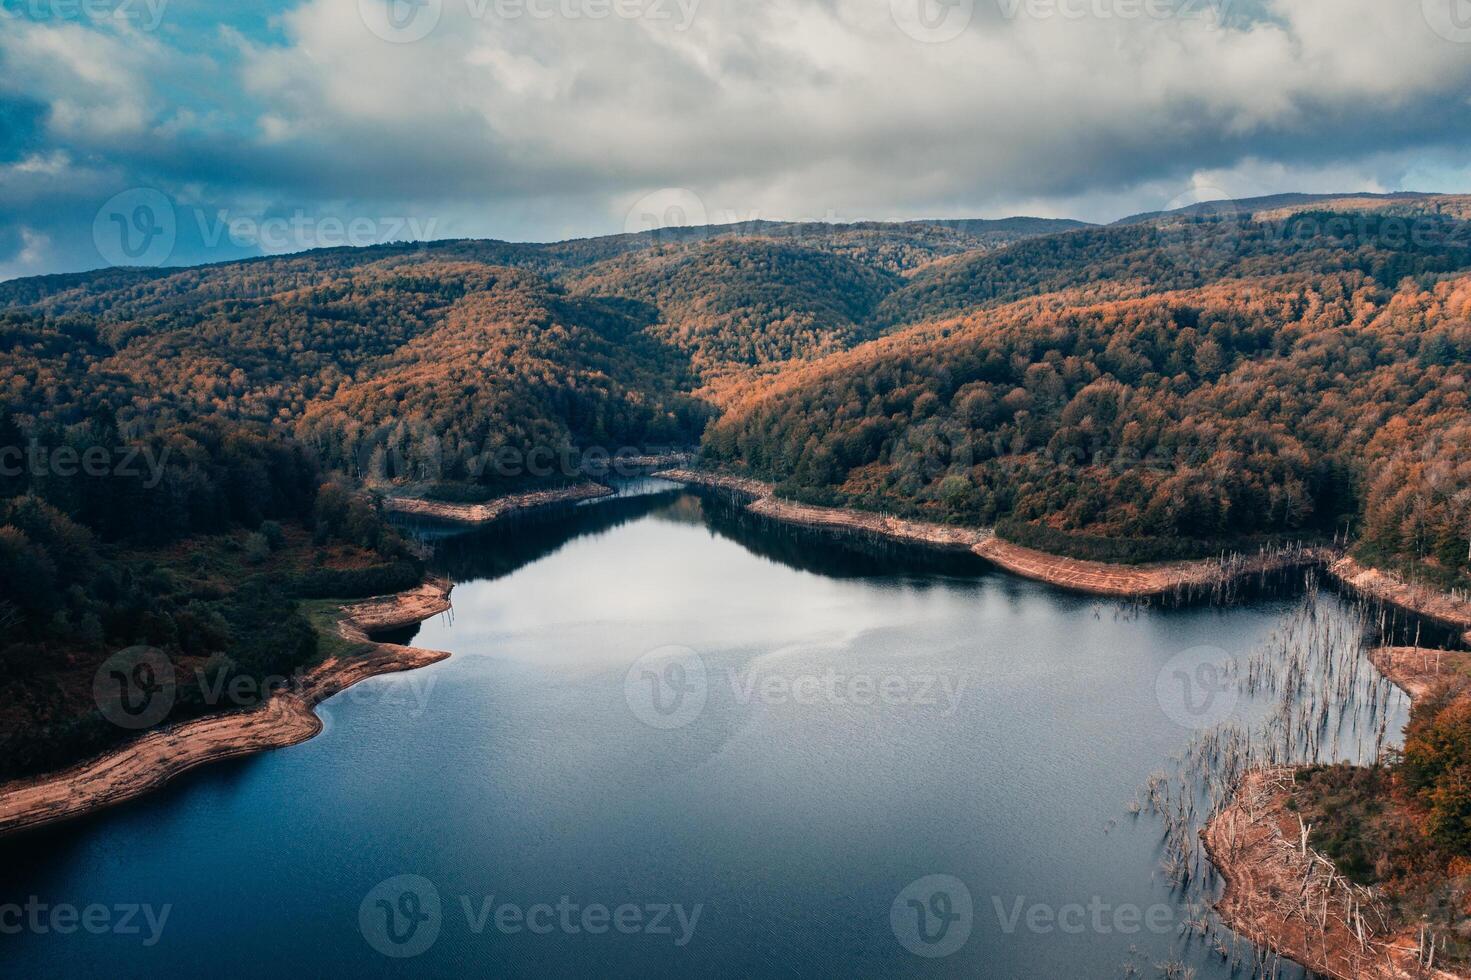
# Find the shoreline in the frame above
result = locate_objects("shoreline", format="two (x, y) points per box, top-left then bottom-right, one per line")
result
(973, 535), (1327, 600)
(381, 481), (613, 524)
(1202, 769), (1458, 980)
(655, 468), (1326, 599)
(336, 576), (454, 635)
(1367, 644), (1470, 702)
(655, 468), (986, 553)
(1203, 647), (1471, 979)
(1330, 556), (1471, 648)
(0, 578), (453, 838)
(746, 496), (989, 552)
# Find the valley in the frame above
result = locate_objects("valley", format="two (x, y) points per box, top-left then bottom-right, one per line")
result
(4, 194), (1471, 976)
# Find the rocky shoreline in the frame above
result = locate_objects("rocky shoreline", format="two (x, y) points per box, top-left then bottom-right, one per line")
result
(336, 576), (453, 635)
(382, 482), (613, 524)
(974, 536), (1329, 600)
(0, 578), (454, 838)
(746, 496), (989, 551)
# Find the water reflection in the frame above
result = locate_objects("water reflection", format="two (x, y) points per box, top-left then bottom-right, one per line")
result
(400, 485), (995, 590)
(0, 482), (1428, 980)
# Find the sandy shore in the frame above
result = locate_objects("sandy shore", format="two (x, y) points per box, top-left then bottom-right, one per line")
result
(654, 468), (773, 499)
(1203, 769), (1460, 980)
(382, 482), (613, 524)
(658, 468), (984, 551)
(1329, 556), (1471, 647)
(656, 468), (1325, 598)
(973, 536), (1327, 599)
(747, 497), (989, 551)
(337, 576), (453, 635)
(0, 579), (453, 837)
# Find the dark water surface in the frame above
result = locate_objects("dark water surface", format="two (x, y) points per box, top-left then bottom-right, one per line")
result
(0, 481), (1407, 978)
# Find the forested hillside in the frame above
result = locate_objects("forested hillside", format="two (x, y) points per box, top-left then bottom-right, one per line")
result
(571, 239), (899, 396)
(0, 215), (1079, 478)
(4, 196), (1471, 778)
(5, 205), (1470, 568)
(873, 209), (1471, 330)
(295, 266), (709, 487)
(708, 266), (1471, 581)
(0, 309), (424, 777)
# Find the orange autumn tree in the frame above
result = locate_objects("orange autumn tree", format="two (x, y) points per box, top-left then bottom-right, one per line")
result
(1401, 692), (1471, 854)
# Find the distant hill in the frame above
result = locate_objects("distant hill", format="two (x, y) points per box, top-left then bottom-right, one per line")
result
(0, 213), (1089, 427)
(569, 238), (899, 399)
(873, 201), (1471, 329)
(540, 216), (1091, 275)
(0, 214), (1084, 308)
(1112, 191), (1455, 225)
(293, 265), (708, 486)
(4, 198), (1470, 581)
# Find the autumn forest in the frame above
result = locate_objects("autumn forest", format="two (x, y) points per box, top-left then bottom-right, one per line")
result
(3, 193), (1471, 784)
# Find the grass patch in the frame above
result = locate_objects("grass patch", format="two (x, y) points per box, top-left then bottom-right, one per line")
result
(1289, 764), (1403, 885)
(300, 599), (376, 662)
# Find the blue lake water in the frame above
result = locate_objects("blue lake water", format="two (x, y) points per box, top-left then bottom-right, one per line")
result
(0, 482), (1408, 978)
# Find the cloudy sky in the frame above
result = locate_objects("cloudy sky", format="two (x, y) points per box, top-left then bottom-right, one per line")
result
(2, 0), (1470, 278)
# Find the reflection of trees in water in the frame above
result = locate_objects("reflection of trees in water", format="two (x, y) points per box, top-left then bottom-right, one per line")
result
(650, 492), (709, 527)
(403, 486), (986, 588)
(400, 488), (686, 583)
(691, 490), (986, 580)
(401, 486), (1466, 650)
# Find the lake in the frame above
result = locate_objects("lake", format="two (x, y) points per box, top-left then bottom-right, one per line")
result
(0, 480), (1408, 978)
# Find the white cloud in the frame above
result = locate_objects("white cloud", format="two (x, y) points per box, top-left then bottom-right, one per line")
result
(0, 19), (171, 140)
(4, 0), (1471, 275)
(217, 0), (1471, 210)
